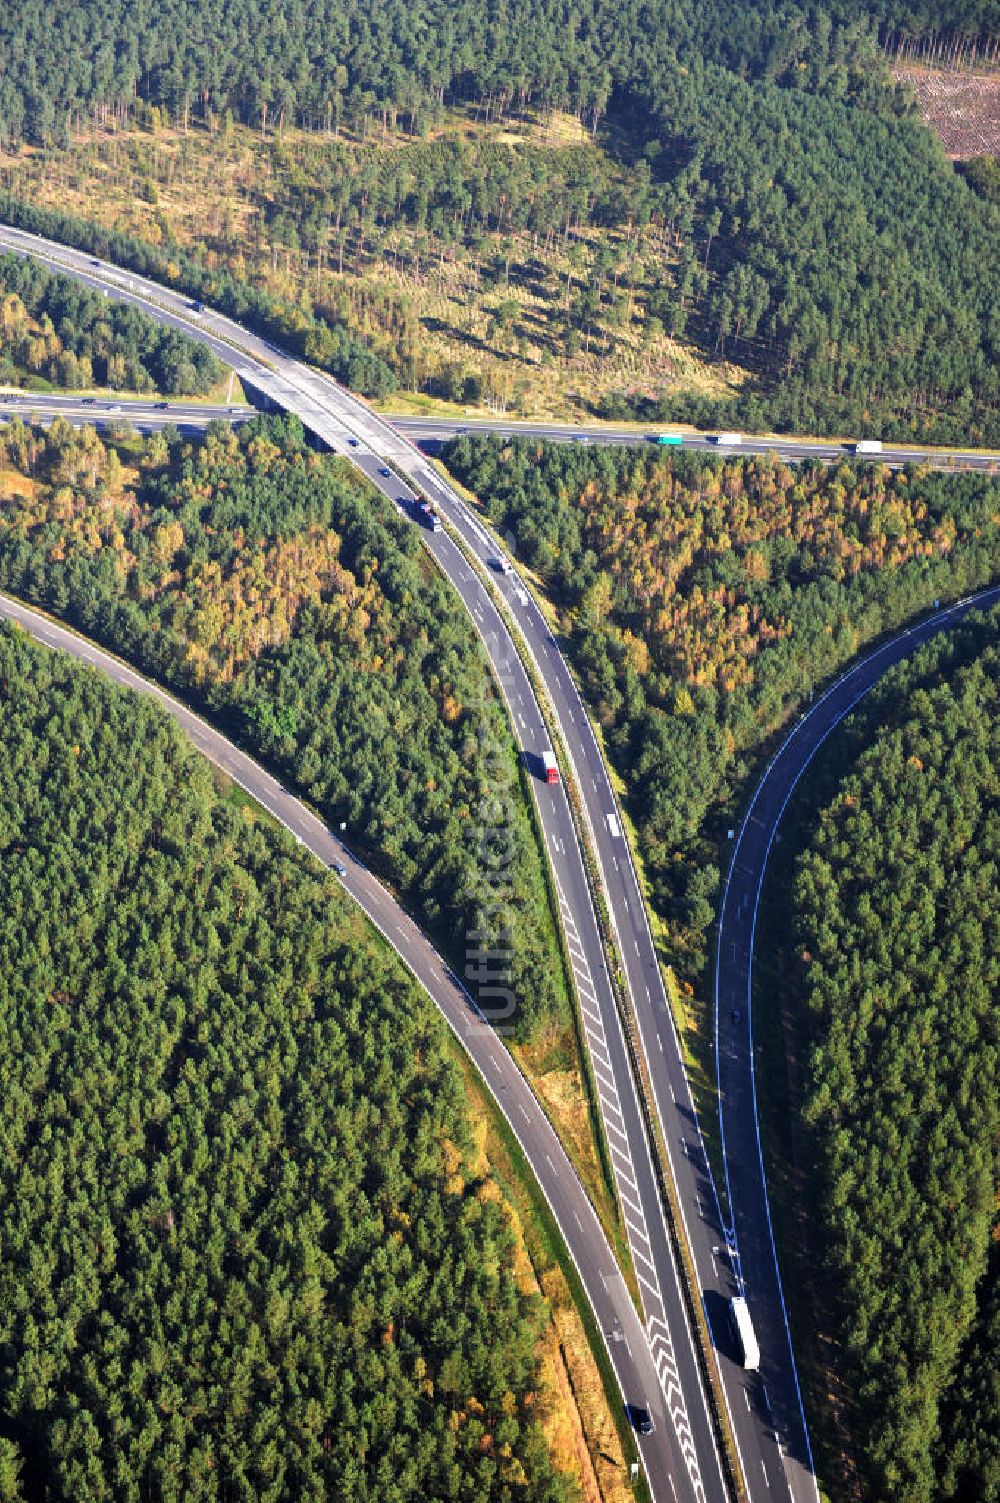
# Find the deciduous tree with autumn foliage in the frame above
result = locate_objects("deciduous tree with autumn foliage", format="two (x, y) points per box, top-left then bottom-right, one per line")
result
(443, 435), (1000, 978)
(0, 413), (567, 1037)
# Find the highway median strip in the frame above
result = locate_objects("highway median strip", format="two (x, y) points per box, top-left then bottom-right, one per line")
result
(432, 471), (748, 1501)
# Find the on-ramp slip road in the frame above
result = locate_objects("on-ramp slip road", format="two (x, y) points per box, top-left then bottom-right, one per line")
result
(412, 466), (816, 1503)
(11, 226), (991, 1503)
(714, 583), (1000, 1503)
(2, 232), (997, 1503)
(0, 223), (727, 1503)
(0, 588), (685, 1502)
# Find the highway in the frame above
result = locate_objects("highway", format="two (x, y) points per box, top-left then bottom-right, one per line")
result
(0, 390), (253, 433)
(389, 416), (1000, 473)
(5, 390), (1000, 476)
(411, 466), (817, 1503)
(713, 581), (1000, 1502)
(0, 222), (727, 1503)
(0, 382), (808, 1495)
(0, 587), (685, 1498)
(3, 231), (998, 1503)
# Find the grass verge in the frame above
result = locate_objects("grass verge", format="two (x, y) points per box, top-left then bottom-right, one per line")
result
(185, 765), (637, 1501)
(430, 462), (744, 1496)
(445, 1030), (651, 1503)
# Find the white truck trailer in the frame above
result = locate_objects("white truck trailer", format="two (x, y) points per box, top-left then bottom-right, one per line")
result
(729, 1295), (761, 1371)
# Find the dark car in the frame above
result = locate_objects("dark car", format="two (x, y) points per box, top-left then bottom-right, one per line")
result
(348, 437), (360, 447)
(156, 401), (169, 410)
(627, 1403), (654, 1435)
(379, 466), (391, 477)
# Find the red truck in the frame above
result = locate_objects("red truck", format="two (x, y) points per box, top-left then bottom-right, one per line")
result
(541, 751), (559, 785)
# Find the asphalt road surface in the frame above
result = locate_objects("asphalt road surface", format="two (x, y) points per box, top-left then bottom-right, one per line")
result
(714, 582), (1000, 1503)
(9, 225), (992, 1503)
(5, 389), (1000, 477)
(0, 390), (252, 433)
(389, 416), (1000, 473)
(0, 588), (688, 1500)
(415, 462), (816, 1503)
(0, 224), (726, 1503)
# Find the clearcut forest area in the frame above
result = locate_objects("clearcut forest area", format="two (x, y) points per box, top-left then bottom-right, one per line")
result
(1, 0), (999, 439)
(1, 1), (1000, 1501)
(0, 625), (574, 1503)
(770, 609), (1000, 1503)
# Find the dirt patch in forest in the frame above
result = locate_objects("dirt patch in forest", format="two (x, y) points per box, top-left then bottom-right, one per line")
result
(894, 65), (1000, 158)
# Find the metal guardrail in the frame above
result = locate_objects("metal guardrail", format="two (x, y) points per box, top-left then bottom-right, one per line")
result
(449, 512), (747, 1502)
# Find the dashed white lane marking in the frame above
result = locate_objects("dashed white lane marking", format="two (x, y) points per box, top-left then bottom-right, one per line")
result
(518, 1103), (531, 1122)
